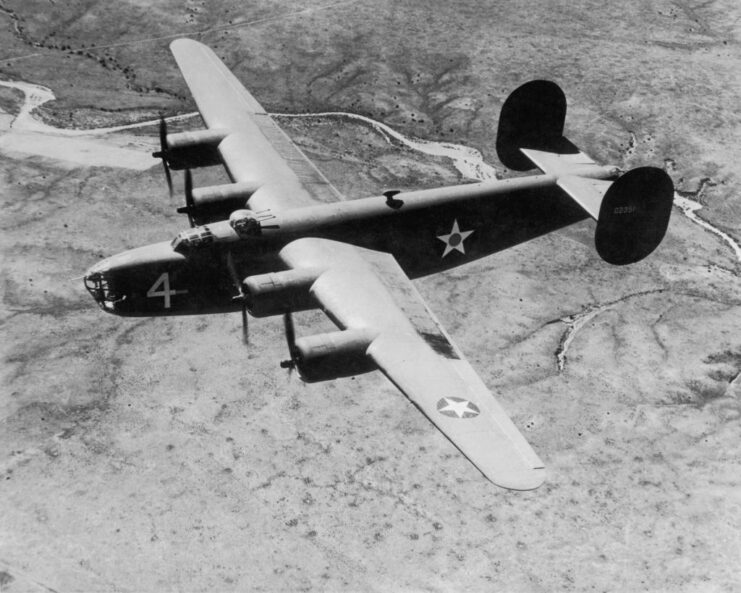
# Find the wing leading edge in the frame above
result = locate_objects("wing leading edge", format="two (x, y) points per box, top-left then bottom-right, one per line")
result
(280, 238), (545, 490)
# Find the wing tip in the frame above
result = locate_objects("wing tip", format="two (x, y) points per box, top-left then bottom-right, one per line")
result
(170, 37), (202, 54)
(488, 466), (546, 491)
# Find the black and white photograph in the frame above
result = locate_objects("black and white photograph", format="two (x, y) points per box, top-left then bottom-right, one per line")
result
(1, 1), (739, 591)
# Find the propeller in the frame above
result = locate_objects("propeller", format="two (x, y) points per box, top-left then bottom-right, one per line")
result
(175, 168), (196, 228)
(241, 304), (249, 345)
(152, 116), (173, 197)
(226, 251), (248, 344)
(280, 312), (299, 374)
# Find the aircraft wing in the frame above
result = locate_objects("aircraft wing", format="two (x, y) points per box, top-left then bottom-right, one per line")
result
(280, 238), (545, 490)
(170, 38), (344, 210)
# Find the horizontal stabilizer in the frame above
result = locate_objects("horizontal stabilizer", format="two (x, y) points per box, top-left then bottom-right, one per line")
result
(521, 148), (620, 220)
(556, 175), (613, 220)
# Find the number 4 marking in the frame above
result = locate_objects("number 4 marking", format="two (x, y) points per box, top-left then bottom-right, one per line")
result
(146, 272), (188, 309)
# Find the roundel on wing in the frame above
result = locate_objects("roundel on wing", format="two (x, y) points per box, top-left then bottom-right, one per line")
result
(436, 397), (481, 419)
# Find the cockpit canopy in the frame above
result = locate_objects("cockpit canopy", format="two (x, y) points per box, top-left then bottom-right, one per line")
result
(171, 226), (215, 254)
(170, 210), (261, 255)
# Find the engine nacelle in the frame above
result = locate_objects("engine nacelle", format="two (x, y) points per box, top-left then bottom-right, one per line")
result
(293, 329), (377, 383)
(166, 129), (228, 170)
(243, 268), (323, 317)
(189, 181), (259, 225)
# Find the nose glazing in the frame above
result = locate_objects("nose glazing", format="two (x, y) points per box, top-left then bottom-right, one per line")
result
(83, 260), (119, 312)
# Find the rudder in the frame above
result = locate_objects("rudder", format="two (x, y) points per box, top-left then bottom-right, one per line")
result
(595, 167), (674, 265)
(496, 80), (578, 171)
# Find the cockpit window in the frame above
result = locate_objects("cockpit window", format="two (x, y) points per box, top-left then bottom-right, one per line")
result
(171, 226), (215, 254)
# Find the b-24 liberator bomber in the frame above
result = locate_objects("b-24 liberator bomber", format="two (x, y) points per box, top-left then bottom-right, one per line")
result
(84, 39), (673, 490)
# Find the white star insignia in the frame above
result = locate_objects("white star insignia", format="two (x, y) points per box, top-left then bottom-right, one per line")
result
(436, 397), (480, 419)
(437, 219), (474, 258)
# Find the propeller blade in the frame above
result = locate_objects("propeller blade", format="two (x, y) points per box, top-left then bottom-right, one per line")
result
(225, 250), (242, 287)
(184, 169), (195, 227)
(158, 115), (167, 151)
(280, 312), (299, 373)
(153, 116), (173, 198)
(226, 250), (249, 345)
(162, 159), (173, 198)
(284, 312), (296, 353)
(241, 303), (249, 345)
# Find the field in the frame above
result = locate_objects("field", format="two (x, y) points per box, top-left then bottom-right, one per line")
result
(1, 1), (740, 591)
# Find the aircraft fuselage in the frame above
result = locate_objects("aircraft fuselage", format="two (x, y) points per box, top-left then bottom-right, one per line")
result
(84, 174), (587, 317)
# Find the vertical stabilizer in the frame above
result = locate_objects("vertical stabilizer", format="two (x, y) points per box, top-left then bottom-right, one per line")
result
(496, 80), (674, 265)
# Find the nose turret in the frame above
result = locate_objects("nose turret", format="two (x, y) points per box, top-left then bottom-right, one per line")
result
(82, 240), (240, 317)
(82, 242), (189, 316)
(83, 258), (120, 312)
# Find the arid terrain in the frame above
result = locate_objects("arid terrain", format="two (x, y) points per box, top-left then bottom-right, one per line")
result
(1, 1), (740, 592)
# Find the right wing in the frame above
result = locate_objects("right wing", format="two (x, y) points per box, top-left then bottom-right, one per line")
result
(170, 38), (344, 211)
(280, 238), (545, 490)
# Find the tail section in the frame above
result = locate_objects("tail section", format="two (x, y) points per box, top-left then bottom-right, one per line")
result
(496, 80), (674, 265)
(496, 80), (577, 171)
(595, 167), (673, 265)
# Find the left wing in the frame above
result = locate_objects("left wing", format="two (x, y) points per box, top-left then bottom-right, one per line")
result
(280, 238), (545, 490)
(170, 38), (344, 210)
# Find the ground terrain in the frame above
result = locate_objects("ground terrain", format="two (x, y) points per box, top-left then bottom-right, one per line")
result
(1, 1), (740, 592)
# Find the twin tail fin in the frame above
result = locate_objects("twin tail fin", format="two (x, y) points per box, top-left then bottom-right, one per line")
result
(496, 80), (673, 265)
